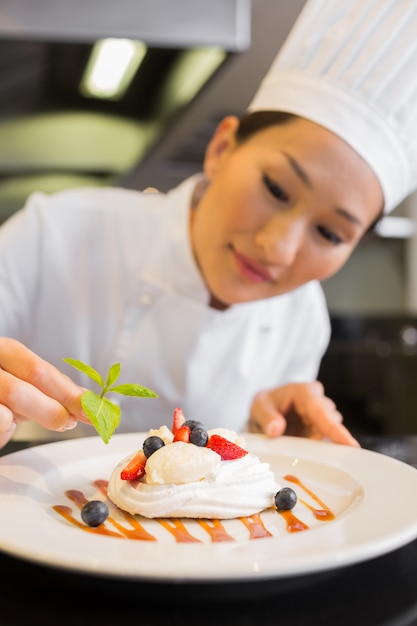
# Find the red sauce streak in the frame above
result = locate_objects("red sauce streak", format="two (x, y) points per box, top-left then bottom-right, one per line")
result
(284, 474), (335, 521)
(157, 518), (202, 543)
(197, 519), (235, 542)
(65, 489), (88, 507)
(239, 513), (273, 539)
(93, 479), (110, 496)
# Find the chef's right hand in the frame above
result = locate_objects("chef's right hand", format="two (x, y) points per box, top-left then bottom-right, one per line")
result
(0, 337), (89, 449)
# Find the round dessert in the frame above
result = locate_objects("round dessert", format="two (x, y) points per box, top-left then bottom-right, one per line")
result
(107, 410), (280, 519)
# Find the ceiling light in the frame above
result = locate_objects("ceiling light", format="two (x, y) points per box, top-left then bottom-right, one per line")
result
(80, 38), (146, 100)
(162, 47), (227, 109)
(175, 48), (227, 105)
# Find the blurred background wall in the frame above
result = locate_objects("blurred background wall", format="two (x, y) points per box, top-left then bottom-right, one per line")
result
(1, 0), (416, 436)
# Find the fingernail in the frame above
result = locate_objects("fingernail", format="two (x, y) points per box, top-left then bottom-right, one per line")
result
(7, 421), (16, 434)
(265, 420), (284, 438)
(59, 418), (77, 431)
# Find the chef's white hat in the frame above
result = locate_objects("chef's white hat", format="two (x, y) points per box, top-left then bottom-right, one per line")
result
(248, 0), (417, 213)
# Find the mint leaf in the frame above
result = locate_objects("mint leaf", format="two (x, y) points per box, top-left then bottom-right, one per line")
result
(63, 358), (158, 444)
(81, 391), (121, 445)
(62, 358), (104, 388)
(109, 384), (158, 397)
(105, 362), (121, 389)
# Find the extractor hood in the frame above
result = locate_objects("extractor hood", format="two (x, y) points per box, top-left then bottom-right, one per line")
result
(0, 0), (251, 51)
(0, 0), (307, 222)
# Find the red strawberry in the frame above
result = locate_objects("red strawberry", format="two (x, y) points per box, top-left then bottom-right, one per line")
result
(171, 407), (185, 435)
(173, 425), (191, 442)
(206, 434), (248, 460)
(120, 449), (146, 481)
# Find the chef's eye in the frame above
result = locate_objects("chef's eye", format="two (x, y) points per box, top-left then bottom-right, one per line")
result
(263, 174), (289, 203)
(317, 225), (343, 245)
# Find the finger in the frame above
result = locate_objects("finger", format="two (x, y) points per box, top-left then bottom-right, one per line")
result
(304, 399), (360, 446)
(287, 383), (359, 447)
(0, 429), (15, 449)
(249, 392), (287, 438)
(0, 338), (86, 422)
(0, 404), (16, 449)
(0, 402), (14, 432)
(0, 367), (80, 432)
(323, 418), (360, 447)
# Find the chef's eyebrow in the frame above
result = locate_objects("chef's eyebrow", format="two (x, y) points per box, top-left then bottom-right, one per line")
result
(282, 151), (312, 188)
(334, 206), (363, 227)
(282, 151), (364, 228)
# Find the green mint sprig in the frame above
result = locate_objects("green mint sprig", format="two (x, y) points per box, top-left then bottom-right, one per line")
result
(63, 358), (158, 444)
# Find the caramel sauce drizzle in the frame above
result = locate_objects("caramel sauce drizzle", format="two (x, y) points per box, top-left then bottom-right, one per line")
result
(157, 518), (201, 543)
(52, 505), (124, 538)
(280, 510), (310, 533)
(65, 488), (157, 541)
(239, 513), (273, 539)
(284, 474), (335, 521)
(197, 519), (235, 542)
(52, 474), (336, 542)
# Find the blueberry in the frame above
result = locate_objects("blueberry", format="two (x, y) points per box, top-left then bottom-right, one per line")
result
(274, 487), (297, 512)
(143, 435), (165, 458)
(189, 427), (209, 447)
(81, 500), (109, 527)
(183, 419), (205, 432)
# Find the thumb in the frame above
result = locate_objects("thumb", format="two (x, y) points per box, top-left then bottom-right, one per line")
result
(250, 392), (287, 438)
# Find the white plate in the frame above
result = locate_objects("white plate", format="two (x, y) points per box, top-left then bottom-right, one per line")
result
(0, 433), (417, 583)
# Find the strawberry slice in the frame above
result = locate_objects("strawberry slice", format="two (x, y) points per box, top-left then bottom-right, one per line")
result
(206, 434), (248, 460)
(173, 425), (191, 442)
(120, 449), (146, 481)
(171, 407), (185, 435)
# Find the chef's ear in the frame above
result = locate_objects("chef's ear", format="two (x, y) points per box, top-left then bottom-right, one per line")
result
(203, 116), (240, 180)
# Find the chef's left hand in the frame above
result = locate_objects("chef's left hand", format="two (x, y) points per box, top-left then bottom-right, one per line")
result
(249, 381), (360, 447)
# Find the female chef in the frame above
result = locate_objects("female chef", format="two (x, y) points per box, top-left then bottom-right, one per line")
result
(0, 0), (416, 449)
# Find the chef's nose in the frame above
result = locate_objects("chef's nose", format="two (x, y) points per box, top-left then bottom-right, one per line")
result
(254, 213), (305, 265)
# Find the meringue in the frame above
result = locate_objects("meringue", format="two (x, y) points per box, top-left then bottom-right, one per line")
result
(108, 434), (279, 519)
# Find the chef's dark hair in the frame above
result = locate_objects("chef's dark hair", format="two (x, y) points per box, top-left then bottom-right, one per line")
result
(236, 111), (297, 143)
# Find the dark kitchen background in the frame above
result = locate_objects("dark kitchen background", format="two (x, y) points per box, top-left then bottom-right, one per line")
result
(1, 0), (417, 439)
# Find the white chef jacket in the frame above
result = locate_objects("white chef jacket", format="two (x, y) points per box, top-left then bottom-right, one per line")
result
(0, 175), (331, 438)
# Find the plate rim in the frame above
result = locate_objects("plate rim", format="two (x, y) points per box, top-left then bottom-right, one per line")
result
(1, 433), (417, 583)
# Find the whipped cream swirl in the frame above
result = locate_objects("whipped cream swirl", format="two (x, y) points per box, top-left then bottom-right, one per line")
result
(108, 439), (279, 519)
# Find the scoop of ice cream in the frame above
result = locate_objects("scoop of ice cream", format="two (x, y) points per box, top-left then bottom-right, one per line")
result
(145, 441), (221, 484)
